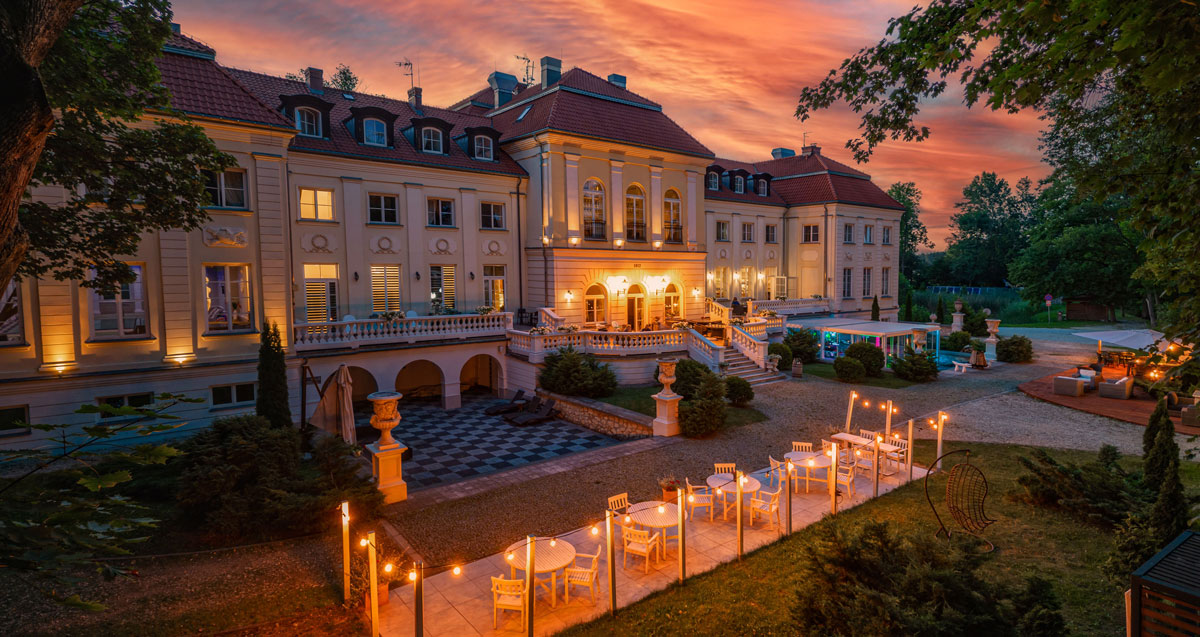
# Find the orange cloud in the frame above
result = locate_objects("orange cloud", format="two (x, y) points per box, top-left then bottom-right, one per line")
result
(172, 0), (1049, 247)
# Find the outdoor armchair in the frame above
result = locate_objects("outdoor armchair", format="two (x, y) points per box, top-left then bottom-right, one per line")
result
(564, 546), (602, 604)
(1098, 377), (1133, 400)
(491, 576), (528, 630)
(621, 526), (660, 573)
(750, 487), (782, 532)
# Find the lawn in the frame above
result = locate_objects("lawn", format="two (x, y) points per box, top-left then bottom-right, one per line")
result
(802, 362), (920, 389)
(562, 440), (1200, 637)
(599, 385), (768, 427)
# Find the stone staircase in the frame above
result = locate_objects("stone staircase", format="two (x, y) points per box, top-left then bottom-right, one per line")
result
(723, 349), (788, 386)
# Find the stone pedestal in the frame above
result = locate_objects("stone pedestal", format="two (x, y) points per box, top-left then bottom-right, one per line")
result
(368, 442), (408, 503)
(985, 318), (1001, 360)
(950, 312), (965, 333)
(652, 358), (682, 437)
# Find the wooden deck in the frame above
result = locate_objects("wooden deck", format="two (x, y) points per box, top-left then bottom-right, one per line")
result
(1018, 367), (1200, 436)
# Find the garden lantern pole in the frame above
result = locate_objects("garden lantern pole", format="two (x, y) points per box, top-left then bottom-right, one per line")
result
(413, 562), (423, 637)
(605, 510), (616, 616)
(872, 436), (881, 498)
(936, 411), (947, 470)
(829, 442), (838, 515)
(736, 470), (744, 559)
(525, 536), (535, 637)
(341, 501), (350, 602)
(677, 488), (686, 582)
(367, 531), (379, 637)
(884, 399), (894, 438)
(906, 419), (914, 482)
(785, 462), (793, 534)
(844, 391), (857, 432)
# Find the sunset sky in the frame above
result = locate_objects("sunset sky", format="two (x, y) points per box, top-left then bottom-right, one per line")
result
(173, 0), (1050, 248)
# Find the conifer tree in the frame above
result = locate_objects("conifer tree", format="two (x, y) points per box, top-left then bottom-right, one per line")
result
(256, 322), (292, 428)
(1149, 456), (1190, 547)
(1144, 398), (1169, 458)
(1143, 417), (1179, 496)
(904, 290), (914, 322)
(936, 296), (946, 324)
(871, 295), (881, 321)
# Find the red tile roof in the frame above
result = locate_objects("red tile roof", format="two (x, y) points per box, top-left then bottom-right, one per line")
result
(708, 150), (902, 210)
(226, 68), (526, 177)
(157, 34), (292, 129)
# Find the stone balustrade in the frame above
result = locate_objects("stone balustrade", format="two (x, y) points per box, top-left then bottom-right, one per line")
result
(747, 298), (830, 316)
(507, 328), (687, 363)
(684, 328), (725, 371)
(730, 324), (768, 368)
(293, 312), (513, 351)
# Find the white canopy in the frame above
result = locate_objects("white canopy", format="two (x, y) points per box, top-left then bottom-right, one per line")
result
(1071, 329), (1174, 351)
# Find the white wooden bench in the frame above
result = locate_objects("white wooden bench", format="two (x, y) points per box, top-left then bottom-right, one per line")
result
(952, 361), (970, 373)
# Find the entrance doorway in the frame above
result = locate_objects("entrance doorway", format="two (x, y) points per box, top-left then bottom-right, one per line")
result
(626, 284), (645, 330)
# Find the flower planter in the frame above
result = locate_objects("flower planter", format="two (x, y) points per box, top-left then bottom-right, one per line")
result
(363, 583), (390, 610)
(663, 488), (679, 502)
(792, 360), (804, 378)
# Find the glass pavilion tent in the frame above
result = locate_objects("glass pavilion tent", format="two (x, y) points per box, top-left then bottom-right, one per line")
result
(786, 318), (941, 367)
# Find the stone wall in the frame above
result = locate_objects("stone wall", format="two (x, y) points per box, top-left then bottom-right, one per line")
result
(536, 390), (653, 440)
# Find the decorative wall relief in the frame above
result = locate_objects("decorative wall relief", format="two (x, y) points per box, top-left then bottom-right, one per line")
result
(202, 226), (248, 248)
(743, 249), (752, 260)
(482, 238), (507, 256)
(302, 233), (333, 254)
(718, 248), (728, 259)
(767, 249), (776, 260)
(429, 236), (457, 256)
(372, 236), (397, 255)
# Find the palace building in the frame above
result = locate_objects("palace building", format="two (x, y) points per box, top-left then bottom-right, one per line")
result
(0, 28), (904, 446)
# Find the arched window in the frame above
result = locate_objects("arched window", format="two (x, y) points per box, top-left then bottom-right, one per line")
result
(626, 283), (646, 329)
(757, 179), (768, 196)
(625, 185), (646, 242)
(707, 172), (719, 190)
(664, 283), (681, 319)
(733, 175), (745, 194)
(584, 284), (607, 324)
(421, 128), (443, 154)
(363, 118), (387, 146)
(474, 135), (493, 160)
(296, 107), (321, 137)
(663, 189), (682, 243)
(583, 179), (605, 239)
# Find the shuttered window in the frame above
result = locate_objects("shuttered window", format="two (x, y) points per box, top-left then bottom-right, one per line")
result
(303, 263), (338, 323)
(371, 265), (401, 312)
(430, 265), (456, 310)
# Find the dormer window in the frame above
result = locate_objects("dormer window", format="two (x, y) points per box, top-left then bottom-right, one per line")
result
(296, 107), (321, 137)
(757, 179), (768, 196)
(421, 128), (443, 154)
(733, 176), (745, 194)
(363, 118), (387, 146)
(707, 172), (719, 190)
(474, 135), (493, 160)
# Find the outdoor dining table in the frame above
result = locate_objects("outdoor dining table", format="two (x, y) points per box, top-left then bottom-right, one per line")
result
(629, 500), (682, 555)
(784, 450), (831, 492)
(707, 473), (760, 520)
(832, 432), (900, 474)
(505, 536), (576, 607)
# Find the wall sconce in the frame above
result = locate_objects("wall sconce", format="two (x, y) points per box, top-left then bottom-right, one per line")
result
(652, 240), (662, 249)
(414, 271), (421, 280)
(706, 272), (714, 281)
(353, 271), (359, 282)
(692, 287), (701, 297)
(615, 238), (624, 248)
(564, 290), (574, 302)
(469, 271), (475, 280)
(569, 236), (580, 246)
(733, 272), (741, 281)
(541, 235), (550, 245)
(757, 272), (765, 281)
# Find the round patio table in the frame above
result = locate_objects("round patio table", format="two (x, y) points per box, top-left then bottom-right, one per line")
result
(784, 452), (831, 493)
(707, 473), (760, 521)
(629, 500), (682, 555)
(506, 536), (576, 607)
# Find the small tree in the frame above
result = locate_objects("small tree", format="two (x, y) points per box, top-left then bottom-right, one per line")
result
(936, 295), (947, 324)
(845, 341), (886, 377)
(680, 373), (726, 437)
(256, 322), (292, 428)
(870, 295), (880, 321)
(1104, 514), (1160, 583)
(1144, 398), (1170, 458)
(725, 376), (754, 408)
(833, 356), (866, 383)
(539, 346), (617, 398)
(1143, 414), (1179, 493)
(1149, 456), (1190, 547)
(658, 358), (712, 400)
(890, 346), (939, 382)
(784, 329), (820, 364)
(904, 290), (914, 321)
(768, 342), (793, 370)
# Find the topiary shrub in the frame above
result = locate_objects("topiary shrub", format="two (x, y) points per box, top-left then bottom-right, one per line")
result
(539, 346), (617, 398)
(657, 358), (713, 401)
(844, 341), (885, 377)
(944, 330), (972, 352)
(725, 376), (754, 407)
(784, 329), (820, 364)
(256, 322), (292, 428)
(870, 295), (880, 321)
(679, 373), (726, 437)
(889, 346), (939, 382)
(936, 296), (947, 324)
(833, 356), (866, 383)
(996, 334), (1034, 362)
(1143, 398), (1170, 457)
(768, 342), (793, 371)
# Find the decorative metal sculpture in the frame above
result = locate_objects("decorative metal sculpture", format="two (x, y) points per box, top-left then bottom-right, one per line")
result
(924, 449), (996, 552)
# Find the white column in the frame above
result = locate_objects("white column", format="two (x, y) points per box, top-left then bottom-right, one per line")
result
(686, 170), (698, 250)
(610, 160), (625, 246)
(564, 153), (580, 243)
(650, 165), (663, 247)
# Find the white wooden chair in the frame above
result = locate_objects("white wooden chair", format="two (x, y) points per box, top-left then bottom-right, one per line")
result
(767, 456), (783, 488)
(621, 526), (660, 573)
(792, 441), (813, 453)
(713, 462), (736, 475)
(491, 576), (528, 630)
(859, 428), (878, 441)
(686, 477), (714, 521)
(835, 463), (857, 499)
(609, 492), (632, 528)
(823, 439), (850, 465)
(852, 446), (874, 475)
(885, 437), (909, 473)
(713, 463), (737, 520)
(750, 487), (782, 532)
(564, 545), (601, 604)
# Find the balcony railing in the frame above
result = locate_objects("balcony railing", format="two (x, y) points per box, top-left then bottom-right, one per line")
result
(293, 312), (513, 351)
(747, 298), (830, 316)
(507, 328), (687, 363)
(730, 325), (768, 369)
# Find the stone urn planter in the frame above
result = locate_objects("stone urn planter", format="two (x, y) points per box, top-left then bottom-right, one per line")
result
(792, 359), (804, 378)
(766, 353), (782, 373)
(367, 391), (403, 449)
(954, 298), (964, 312)
(969, 349), (987, 367)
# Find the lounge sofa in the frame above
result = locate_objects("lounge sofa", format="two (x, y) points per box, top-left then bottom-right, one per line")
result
(1098, 376), (1133, 400)
(1053, 376), (1086, 397)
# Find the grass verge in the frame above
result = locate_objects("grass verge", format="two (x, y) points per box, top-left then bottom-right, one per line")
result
(599, 385), (767, 427)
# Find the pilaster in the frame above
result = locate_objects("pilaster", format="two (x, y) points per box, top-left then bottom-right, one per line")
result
(649, 165), (663, 247)
(610, 160), (625, 247)
(686, 170), (698, 250)
(564, 152), (580, 243)
(158, 229), (195, 363)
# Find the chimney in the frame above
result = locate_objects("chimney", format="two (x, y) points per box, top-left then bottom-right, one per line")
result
(306, 67), (323, 93)
(487, 71), (518, 107)
(801, 144), (821, 156)
(408, 86), (423, 111)
(607, 73), (626, 89)
(771, 147), (796, 159)
(540, 56), (561, 87)
(170, 22), (181, 34)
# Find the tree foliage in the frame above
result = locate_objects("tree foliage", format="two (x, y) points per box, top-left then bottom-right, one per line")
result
(679, 373), (726, 437)
(768, 342), (793, 371)
(886, 181), (933, 283)
(539, 346), (617, 398)
(256, 322), (291, 428)
(890, 346), (939, 382)
(942, 173), (1033, 287)
(870, 295), (880, 321)
(834, 356), (866, 383)
(286, 63), (361, 92)
(1014, 446), (1149, 528)
(995, 334), (1033, 363)
(658, 358), (712, 401)
(783, 329), (820, 364)
(724, 376), (754, 408)
(845, 341), (885, 377)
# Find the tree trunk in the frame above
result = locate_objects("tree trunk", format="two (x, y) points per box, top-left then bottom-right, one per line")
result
(0, 0), (88, 290)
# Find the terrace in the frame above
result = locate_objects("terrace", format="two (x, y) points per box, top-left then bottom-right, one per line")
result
(293, 312), (514, 352)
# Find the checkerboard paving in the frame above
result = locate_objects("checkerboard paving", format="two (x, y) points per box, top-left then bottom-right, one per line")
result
(354, 394), (618, 491)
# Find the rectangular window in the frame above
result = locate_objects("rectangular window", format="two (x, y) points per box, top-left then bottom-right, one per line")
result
(370, 265), (401, 313)
(480, 202), (505, 229)
(203, 169), (247, 208)
(368, 194), (398, 224)
(299, 188), (333, 221)
(772, 276), (787, 300)
(882, 226), (891, 245)
(765, 224), (777, 244)
(474, 136), (493, 160)
(0, 405), (29, 437)
(427, 198), (454, 227)
(98, 392), (153, 420)
(303, 263), (339, 323)
(882, 267), (891, 296)
(205, 264), (254, 332)
(212, 382), (255, 407)
(802, 224), (820, 243)
(92, 264), (148, 339)
(863, 268), (873, 297)
(585, 293), (605, 324)
(483, 265), (505, 311)
(663, 196), (682, 243)
(716, 221), (729, 242)
(843, 223), (854, 243)
(430, 265), (456, 310)
(741, 223), (754, 242)
(1, 280), (22, 345)
(864, 225), (874, 245)
(842, 268), (853, 299)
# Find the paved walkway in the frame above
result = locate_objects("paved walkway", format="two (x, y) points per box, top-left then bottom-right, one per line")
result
(379, 460), (926, 636)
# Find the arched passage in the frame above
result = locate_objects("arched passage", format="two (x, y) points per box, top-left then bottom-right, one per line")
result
(395, 360), (444, 401)
(320, 365), (379, 405)
(459, 353), (503, 397)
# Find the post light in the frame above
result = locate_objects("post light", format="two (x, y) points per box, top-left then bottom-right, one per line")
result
(736, 470), (745, 559)
(907, 419), (915, 482)
(341, 501), (351, 602)
(829, 442), (839, 515)
(872, 436), (881, 498)
(366, 531), (380, 637)
(605, 510), (616, 616)
(936, 411), (947, 470)
(414, 562), (424, 635)
(845, 391), (857, 433)
(784, 461), (794, 534)
(525, 536), (536, 637)
(677, 488), (686, 583)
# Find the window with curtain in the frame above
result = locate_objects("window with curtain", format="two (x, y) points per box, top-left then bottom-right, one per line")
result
(842, 268), (853, 298)
(205, 264), (253, 331)
(474, 135), (493, 160)
(203, 169), (246, 208)
(707, 172), (719, 190)
(1, 280), (22, 344)
(483, 265), (505, 311)
(863, 267), (873, 297)
(296, 108), (320, 136)
(421, 128), (443, 153)
(368, 194), (398, 224)
(624, 185), (646, 241)
(584, 284), (606, 324)
(430, 265), (456, 310)
(663, 189), (682, 243)
(363, 118), (387, 146)
(92, 264), (147, 339)
(583, 179), (605, 239)
(303, 263), (339, 323)
(664, 283), (680, 318)
(733, 176), (745, 193)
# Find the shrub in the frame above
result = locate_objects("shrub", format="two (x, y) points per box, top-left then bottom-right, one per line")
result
(1014, 446), (1151, 527)
(936, 295), (947, 323)
(1103, 514), (1160, 583)
(903, 290), (914, 322)
(679, 374), (726, 437)
(963, 308), (990, 337)
(658, 358), (712, 401)
(1143, 398), (1170, 458)
(970, 338), (987, 353)
(1149, 453), (1190, 547)
(788, 521), (1065, 636)
(725, 376), (754, 407)
(539, 346), (617, 398)
(870, 295), (880, 321)
(995, 334), (1034, 362)
(1143, 411), (1179, 493)
(944, 330), (972, 352)
(890, 346), (939, 382)
(833, 356), (866, 383)
(844, 341), (885, 377)
(784, 329), (820, 364)
(768, 342), (793, 370)
(256, 322), (292, 428)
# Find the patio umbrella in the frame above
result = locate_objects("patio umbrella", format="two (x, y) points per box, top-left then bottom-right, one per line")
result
(311, 364), (357, 444)
(1071, 329), (1173, 352)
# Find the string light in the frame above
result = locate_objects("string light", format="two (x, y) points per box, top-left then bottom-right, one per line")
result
(408, 569), (416, 581)
(384, 563), (394, 573)
(808, 459), (815, 467)
(359, 538), (368, 547)
(506, 552), (514, 561)
(657, 505), (665, 514)
(624, 515), (631, 524)
(863, 401), (870, 408)
(876, 435), (883, 443)
(687, 494), (695, 503)
(716, 488), (723, 495)
(452, 566), (462, 575)
(892, 408), (898, 414)
(880, 404), (886, 411)
(591, 525), (599, 535)
(550, 538), (557, 547)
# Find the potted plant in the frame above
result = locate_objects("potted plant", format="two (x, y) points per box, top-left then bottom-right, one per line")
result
(767, 353), (782, 373)
(475, 305), (496, 315)
(658, 475), (683, 501)
(529, 325), (552, 335)
(556, 324), (579, 333)
(350, 541), (405, 612)
(792, 357), (804, 378)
